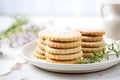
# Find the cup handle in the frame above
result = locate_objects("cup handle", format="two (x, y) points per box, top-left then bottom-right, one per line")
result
(100, 4), (105, 18)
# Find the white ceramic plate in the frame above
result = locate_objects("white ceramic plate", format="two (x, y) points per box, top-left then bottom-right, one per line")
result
(22, 41), (120, 73)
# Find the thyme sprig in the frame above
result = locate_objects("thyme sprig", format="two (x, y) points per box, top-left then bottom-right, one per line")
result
(81, 47), (109, 64)
(106, 41), (120, 58)
(79, 41), (120, 64)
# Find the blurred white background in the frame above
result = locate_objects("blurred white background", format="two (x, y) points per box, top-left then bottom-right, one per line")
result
(0, 0), (103, 17)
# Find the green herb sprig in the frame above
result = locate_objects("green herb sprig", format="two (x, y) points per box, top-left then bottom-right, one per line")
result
(106, 41), (120, 58)
(80, 47), (109, 64)
(79, 41), (120, 64)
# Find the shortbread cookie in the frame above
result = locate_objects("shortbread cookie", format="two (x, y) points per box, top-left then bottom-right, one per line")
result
(45, 52), (83, 60)
(37, 41), (46, 50)
(76, 57), (84, 64)
(82, 41), (103, 48)
(45, 46), (82, 54)
(82, 47), (102, 53)
(46, 40), (81, 49)
(46, 57), (80, 64)
(82, 36), (103, 42)
(47, 30), (81, 42)
(83, 53), (94, 57)
(33, 52), (46, 59)
(35, 46), (45, 55)
(38, 30), (49, 40)
(76, 28), (105, 36)
(38, 38), (46, 45)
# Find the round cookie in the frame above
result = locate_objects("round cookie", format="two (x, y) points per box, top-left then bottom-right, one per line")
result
(35, 46), (45, 55)
(37, 41), (46, 50)
(46, 57), (79, 64)
(38, 30), (49, 40)
(45, 52), (83, 60)
(82, 47), (102, 53)
(47, 30), (81, 42)
(76, 28), (105, 36)
(46, 40), (81, 49)
(33, 52), (46, 60)
(45, 46), (82, 54)
(38, 38), (46, 45)
(82, 36), (103, 42)
(81, 41), (103, 48)
(83, 53), (94, 57)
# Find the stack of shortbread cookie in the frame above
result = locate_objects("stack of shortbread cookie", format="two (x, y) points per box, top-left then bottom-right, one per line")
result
(33, 30), (48, 60)
(76, 28), (105, 57)
(33, 28), (105, 64)
(45, 31), (83, 64)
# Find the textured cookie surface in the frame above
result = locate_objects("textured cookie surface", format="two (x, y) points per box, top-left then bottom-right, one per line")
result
(82, 36), (103, 42)
(46, 40), (81, 49)
(83, 53), (94, 57)
(37, 41), (46, 50)
(45, 46), (82, 54)
(45, 52), (83, 60)
(81, 41), (103, 48)
(46, 57), (80, 64)
(33, 52), (46, 60)
(38, 38), (46, 45)
(47, 30), (81, 42)
(35, 46), (45, 55)
(76, 28), (105, 36)
(82, 47), (102, 53)
(38, 30), (49, 40)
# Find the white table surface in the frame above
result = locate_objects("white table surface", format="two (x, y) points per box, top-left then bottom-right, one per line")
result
(0, 17), (120, 80)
